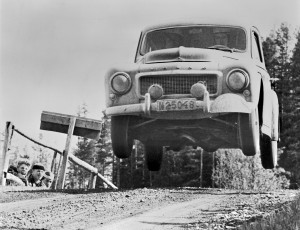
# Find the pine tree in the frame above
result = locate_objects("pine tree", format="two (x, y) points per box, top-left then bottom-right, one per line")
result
(95, 118), (114, 188)
(31, 133), (52, 169)
(73, 138), (97, 188)
(67, 103), (98, 188)
(262, 24), (299, 187)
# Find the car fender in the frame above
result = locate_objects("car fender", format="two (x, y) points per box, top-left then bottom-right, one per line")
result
(105, 65), (139, 107)
(260, 73), (273, 138)
(210, 93), (255, 113)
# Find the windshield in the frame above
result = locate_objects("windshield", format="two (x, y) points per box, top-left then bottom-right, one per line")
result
(140, 26), (246, 55)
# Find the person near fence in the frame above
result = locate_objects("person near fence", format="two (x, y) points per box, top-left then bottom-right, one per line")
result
(8, 165), (18, 176)
(6, 165), (19, 186)
(16, 159), (31, 186)
(41, 171), (54, 189)
(27, 163), (45, 187)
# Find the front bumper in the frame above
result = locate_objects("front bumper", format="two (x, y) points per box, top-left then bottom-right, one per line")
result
(104, 92), (256, 119)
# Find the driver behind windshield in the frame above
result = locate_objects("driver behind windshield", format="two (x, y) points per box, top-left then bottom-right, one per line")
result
(213, 28), (229, 46)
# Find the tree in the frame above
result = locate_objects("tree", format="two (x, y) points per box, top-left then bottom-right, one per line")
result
(95, 118), (114, 188)
(66, 104), (116, 189)
(278, 29), (300, 188)
(31, 133), (52, 169)
(262, 24), (300, 188)
(67, 103), (98, 188)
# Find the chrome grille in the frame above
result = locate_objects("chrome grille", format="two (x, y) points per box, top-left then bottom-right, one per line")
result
(139, 74), (217, 95)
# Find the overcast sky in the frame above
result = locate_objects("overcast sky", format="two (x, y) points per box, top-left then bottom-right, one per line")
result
(1, 0), (299, 151)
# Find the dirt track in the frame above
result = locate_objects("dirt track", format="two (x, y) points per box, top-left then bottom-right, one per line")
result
(0, 186), (298, 230)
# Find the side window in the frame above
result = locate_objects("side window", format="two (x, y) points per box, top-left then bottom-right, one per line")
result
(252, 31), (263, 63)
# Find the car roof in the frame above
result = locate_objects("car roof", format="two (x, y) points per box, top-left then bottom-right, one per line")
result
(141, 19), (257, 34)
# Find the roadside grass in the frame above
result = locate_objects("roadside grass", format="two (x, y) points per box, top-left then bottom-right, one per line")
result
(239, 194), (300, 230)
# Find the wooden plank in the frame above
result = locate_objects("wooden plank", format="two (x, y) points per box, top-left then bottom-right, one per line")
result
(68, 154), (117, 189)
(56, 117), (76, 189)
(96, 172), (118, 190)
(41, 111), (102, 129)
(40, 111), (102, 140)
(0, 122), (13, 186)
(69, 154), (98, 174)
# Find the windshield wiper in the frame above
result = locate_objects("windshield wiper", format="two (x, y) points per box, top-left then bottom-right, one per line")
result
(207, 45), (242, 53)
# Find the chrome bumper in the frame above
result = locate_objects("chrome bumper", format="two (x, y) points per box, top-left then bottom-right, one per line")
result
(104, 92), (256, 117)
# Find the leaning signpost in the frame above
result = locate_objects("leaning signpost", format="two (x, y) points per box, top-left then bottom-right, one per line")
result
(0, 122), (14, 186)
(40, 111), (117, 190)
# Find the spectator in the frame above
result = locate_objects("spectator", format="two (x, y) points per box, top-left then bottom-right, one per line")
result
(41, 171), (54, 189)
(16, 159), (31, 186)
(27, 163), (45, 187)
(7, 165), (18, 176)
(6, 165), (19, 186)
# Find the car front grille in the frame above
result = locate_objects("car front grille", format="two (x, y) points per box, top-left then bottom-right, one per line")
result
(139, 74), (218, 95)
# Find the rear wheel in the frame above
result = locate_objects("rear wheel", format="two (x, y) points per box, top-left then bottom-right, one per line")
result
(238, 109), (260, 156)
(111, 116), (133, 158)
(145, 143), (163, 171)
(202, 145), (219, 152)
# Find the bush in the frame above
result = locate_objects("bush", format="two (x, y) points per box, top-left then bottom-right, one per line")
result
(239, 194), (300, 230)
(212, 149), (290, 190)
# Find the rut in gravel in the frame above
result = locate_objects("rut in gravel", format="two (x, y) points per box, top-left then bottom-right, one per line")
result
(96, 194), (227, 230)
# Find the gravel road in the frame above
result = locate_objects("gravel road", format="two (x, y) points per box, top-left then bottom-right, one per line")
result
(0, 186), (298, 230)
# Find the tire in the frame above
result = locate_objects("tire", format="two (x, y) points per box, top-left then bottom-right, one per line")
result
(260, 134), (277, 169)
(145, 144), (163, 171)
(238, 109), (260, 156)
(111, 116), (133, 159)
(271, 141), (278, 166)
(202, 145), (219, 152)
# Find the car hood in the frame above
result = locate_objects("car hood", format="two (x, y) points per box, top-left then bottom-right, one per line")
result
(141, 47), (240, 64)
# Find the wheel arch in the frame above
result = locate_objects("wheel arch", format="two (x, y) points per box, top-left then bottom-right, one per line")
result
(257, 76), (273, 138)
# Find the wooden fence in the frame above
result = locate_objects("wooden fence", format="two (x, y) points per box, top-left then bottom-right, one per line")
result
(0, 121), (118, 190)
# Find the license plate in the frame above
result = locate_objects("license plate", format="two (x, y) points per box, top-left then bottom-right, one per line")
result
(157, 99), (197, 111)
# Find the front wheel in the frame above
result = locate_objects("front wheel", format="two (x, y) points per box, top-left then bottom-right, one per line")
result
(238, 109), (260, 156)
(111, 116), (133, 159)
(145, 143), (163, 171)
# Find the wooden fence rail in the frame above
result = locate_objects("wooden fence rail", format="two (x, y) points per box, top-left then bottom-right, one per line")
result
(1, 122), (117, 190)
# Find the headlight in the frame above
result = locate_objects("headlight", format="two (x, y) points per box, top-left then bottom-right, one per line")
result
(110, 72), (132, 95)
(226, 69), (249, 91)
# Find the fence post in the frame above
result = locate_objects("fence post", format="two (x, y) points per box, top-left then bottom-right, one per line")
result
(134, 140), (138, 169)
(130, 153), (133, 188)
(53, 151), (63, 189)
(212, 151), (215, 188)
(57, 117), (76, 189)
(51, 151), (58, 172)
(199, 148), (203, 188)
(89, 173), (97, 189)
(0, 122), (14, 186)
(116, 158), (120, 188)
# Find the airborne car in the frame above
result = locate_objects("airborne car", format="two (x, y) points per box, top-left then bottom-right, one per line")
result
(104, 22), (279, 171)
